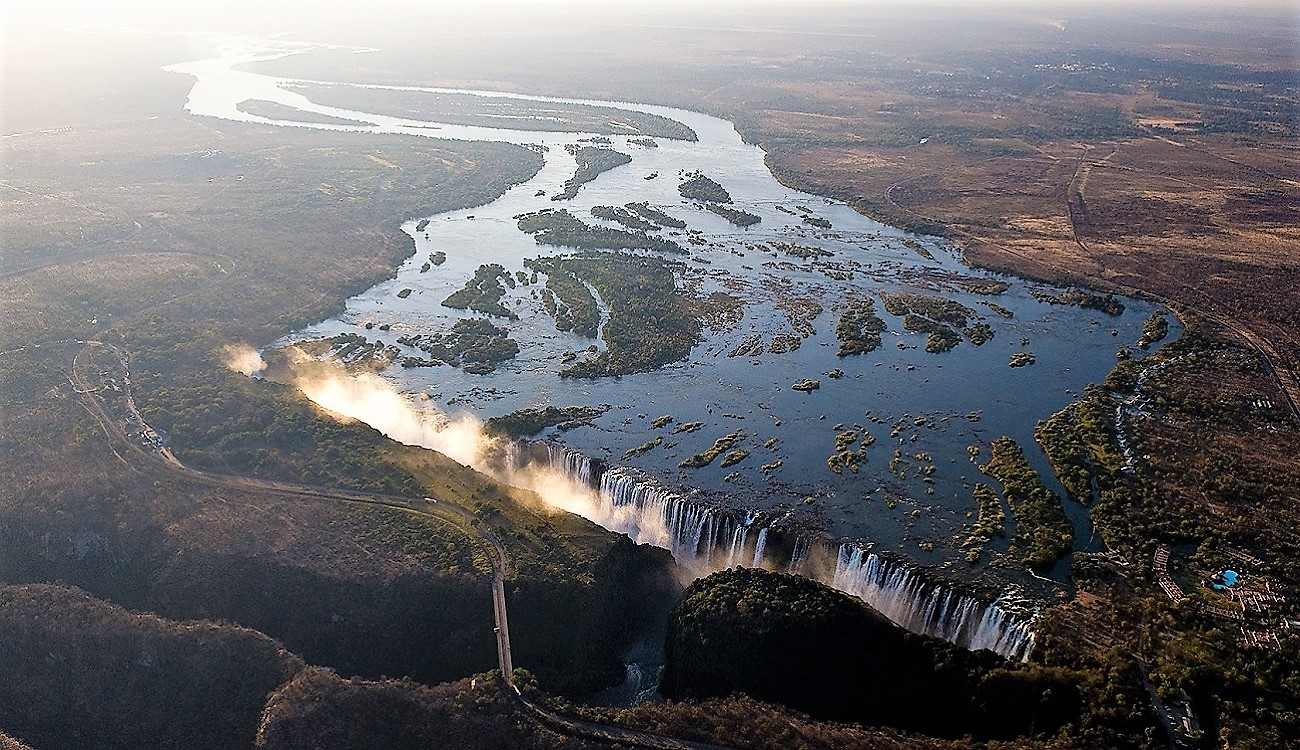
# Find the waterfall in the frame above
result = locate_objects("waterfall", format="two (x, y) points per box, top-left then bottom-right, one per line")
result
(832, 544), (1035, 660)
(598, 468), (741, 563)
(787, 536), (812, 573)
(751, 527), (768, 568)
(521, 439), (1038, 660)
(547, 443), (594, 487)
(726, 520), (751, 569)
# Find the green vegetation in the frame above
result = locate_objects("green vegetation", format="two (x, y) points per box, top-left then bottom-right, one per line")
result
(882, 292), (974, 327)
(1009, 351), (1036, 367)
(962, 483), (1007, 561)
(590, 204), (656, 230)
(981, 437), (1073, 569)
(881, 292), (992, 352)
(827, 428), (874, 474)
(1029, 321), (1300, 747)
(442, 263), (517, 319)
(135, 362), (422, 493)
(768, 240), (832, 259)
(835, 298), (888, 356)
(767, 332), (801, 354)
(396, 318), (519, 373)
(528, 258), (601, 338)
(903, 313), (963, 351)
(623, 437), (663, 459)
(552, 146), (632, 201)
(483, 405), (608, 438)
(527, 252), (700, 377)
(1034, 384), (1125, 504)
(314, 332), (399, 368)
(625, 201), (686, 229)
(791, 378), (820, 391)
(720, 449), (750, 467)
(1138, 313), (1170, 348)
(705, 203), (761, 227)
(1031, 288), (1126, 317)
(517, 208), (686, 254)
(902, 237), (934, 260)
(678, 172), (732, 203)
(679, 432), (746, 468)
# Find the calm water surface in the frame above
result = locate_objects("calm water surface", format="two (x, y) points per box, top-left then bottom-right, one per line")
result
(168, 37), (1177, 585)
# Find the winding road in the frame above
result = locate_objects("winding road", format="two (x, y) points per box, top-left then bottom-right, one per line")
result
(64, 338), (730, 750)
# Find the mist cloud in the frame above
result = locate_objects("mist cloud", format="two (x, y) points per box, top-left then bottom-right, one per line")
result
(290, 358), (492, 469)
(221, 344), (267, 377)
(233, 350), (695, 573)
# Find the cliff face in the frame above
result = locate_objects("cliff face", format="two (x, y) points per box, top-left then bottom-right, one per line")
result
(0, 429), (680, 703)
(254, 669), (602, 750)
(0, 584), (305, 750)
(510, 535), (680, 696)
(144, 555), (499, 686)
(662, 568), (1080, 740)
(0, 533), (676, 750)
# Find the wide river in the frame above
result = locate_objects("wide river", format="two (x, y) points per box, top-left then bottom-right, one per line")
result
(168, 37), (1175, 598)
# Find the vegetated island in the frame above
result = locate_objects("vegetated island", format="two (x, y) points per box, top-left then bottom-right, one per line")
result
(679, 431), (746, 468)
(442, 263), (518, 319)
(527, 258), (602, 339)
(517, 208), (686, 254)
(962, 482), (1008, 563)
(484, 405), (610, 438)
(527, 251), (700, 377)
(678, 172), (732, 203)
(835, 297), (888, 356)
(827, 427), (875, 474)
(880, 292), (993, 352)
(626, 201), (687, 228)
(704, 203), (761, 227)
(981, 436), (1073, 569)
(590, 204), (656, 230)
(397, 318), (520, 374)
(1032, 287), (1126, 317)
(1033, 382), (1124, 504)
(1138, 313), (1169, 348)
(592, 202), (691, 232)
(285, 83), (698, 140)
(552, 146), (632, 201)
(236, 98), (371, 127)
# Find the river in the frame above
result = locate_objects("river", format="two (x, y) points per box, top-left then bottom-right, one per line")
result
(166, 36), (1177, 658)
